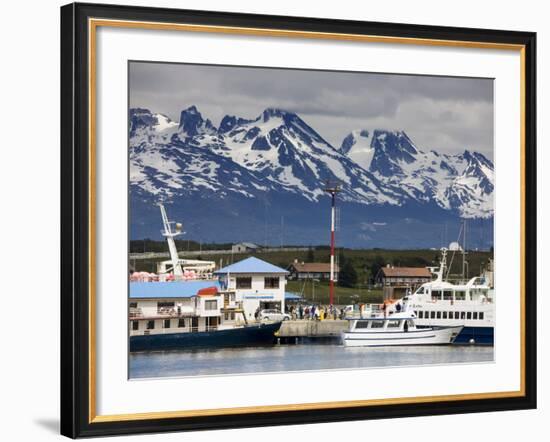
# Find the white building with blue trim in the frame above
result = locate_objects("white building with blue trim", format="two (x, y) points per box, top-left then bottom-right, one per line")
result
(214, 257), (289, 320)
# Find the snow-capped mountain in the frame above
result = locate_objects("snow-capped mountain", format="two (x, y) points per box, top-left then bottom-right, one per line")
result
(339, 129), (494, 218)
(129, 106), (494, 247)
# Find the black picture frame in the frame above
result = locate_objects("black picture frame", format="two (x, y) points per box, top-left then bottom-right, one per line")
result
(61, 2), (537, 438)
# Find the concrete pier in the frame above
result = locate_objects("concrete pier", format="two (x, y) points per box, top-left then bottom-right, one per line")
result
(278, 320), (347, 338)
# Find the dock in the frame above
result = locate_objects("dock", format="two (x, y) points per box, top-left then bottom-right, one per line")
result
(278, 320), (347, 339)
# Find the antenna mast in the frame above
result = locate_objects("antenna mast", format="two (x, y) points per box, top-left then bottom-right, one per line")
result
(324, 181), (341, 306)
(159, 204), (184, 278)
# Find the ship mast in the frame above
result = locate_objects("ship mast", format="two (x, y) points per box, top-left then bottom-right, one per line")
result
(159, 204), (184, 278)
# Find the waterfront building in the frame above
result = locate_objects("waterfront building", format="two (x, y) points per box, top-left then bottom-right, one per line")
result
(231, 242), (262, 253)
(287, 261), (339, 281)
(215, 257), (288, 320)
(375, 265), (433, 300)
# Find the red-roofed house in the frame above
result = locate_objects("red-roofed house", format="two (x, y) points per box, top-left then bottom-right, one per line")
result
(375, 266), (433, 300)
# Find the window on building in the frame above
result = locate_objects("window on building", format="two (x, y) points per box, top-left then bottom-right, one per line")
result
(178, 318), (185, 328)
(455, 291), (466, 301)
(146, 320), (155, 330)
(132, 321), (139, 331)
(129, 302), (137, 309)
(205, 300), (218, 310)
(224, 312), (229, 320)
(231, 312), (235, 320)
(163, 319), (171, 329)
(236, 277), (252, 289)
(264, 277), (280, 289)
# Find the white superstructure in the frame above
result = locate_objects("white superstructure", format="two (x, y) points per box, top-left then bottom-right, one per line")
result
(406, 248), (494, 331)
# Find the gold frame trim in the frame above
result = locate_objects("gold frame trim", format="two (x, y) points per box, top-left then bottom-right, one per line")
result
(88, 18), (527, 424)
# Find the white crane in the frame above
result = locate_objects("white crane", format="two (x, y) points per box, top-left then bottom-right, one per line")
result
(159, 204), (184, 278)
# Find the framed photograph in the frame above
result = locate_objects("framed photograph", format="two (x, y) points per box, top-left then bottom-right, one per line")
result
(60, 2), (537, 438)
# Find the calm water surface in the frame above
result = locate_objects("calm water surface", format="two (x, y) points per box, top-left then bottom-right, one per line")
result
(129, 344), (494, 379)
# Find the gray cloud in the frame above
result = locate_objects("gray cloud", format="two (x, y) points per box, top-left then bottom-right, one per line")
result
(129, 61), (494, 158)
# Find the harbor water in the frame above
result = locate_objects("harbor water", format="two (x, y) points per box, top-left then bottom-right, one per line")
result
(129, 343), (494, 379)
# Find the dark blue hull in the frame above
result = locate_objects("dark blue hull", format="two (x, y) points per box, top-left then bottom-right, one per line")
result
(453, 326), (494, 345)
(130, 321), (282, 352)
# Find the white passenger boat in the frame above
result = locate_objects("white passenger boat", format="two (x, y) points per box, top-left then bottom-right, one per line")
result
(407, 248), (494, 345)
(342, 307), (463, 347)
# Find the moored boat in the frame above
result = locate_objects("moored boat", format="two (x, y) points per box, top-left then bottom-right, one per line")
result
(342, 306), (463, 347)
(130, 320), (282, 352)
(406, 248), (494, 345)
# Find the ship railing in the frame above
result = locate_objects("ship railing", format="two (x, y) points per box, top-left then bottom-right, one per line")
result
(129, 308), (143, 318)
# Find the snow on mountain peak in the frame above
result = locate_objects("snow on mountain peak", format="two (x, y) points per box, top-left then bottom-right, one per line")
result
(129, 105), (494, 219)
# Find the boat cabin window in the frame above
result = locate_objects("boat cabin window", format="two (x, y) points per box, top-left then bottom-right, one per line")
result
(355, 321), (369, 329)
(178, 318), (185, 328)
(370, 320), (385, 329)
(163, 319), (171, 329)
(461, 312), (466, 319)
(443, 291), (453, 301)
(157, 301), (175, 314)
(146, 320), (155, 330)
(430, 311), (436, 319)
(418, 311), (424, 319)
(416, 287), (425, 295)
(479, 312), (484, 320)
(431, 290), (442, 301)
(436, 311), (441, 319)
(407, 319), (415, 328)
(473, 312), (478, 320)
(467, 312), (472, 320)
(454, 312), (460, 319)
(442, 312), (448, 319)
(455, 291), (466, 301)
(387, 319), (401, 328)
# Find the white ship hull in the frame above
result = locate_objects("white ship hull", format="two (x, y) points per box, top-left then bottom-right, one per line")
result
(342, 326), (463, 347)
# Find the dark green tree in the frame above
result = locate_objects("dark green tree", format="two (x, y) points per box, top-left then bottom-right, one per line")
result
(306, 247), (315, 262)
(338, 252), (357, 288)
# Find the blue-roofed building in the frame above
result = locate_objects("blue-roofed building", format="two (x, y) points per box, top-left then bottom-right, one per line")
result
(215, 257), (288, 319)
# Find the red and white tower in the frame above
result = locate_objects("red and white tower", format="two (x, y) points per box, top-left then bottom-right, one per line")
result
(324, 182), (341, 306)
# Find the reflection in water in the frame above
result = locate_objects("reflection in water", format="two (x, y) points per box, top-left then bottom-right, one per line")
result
(129, 344), (494, 379)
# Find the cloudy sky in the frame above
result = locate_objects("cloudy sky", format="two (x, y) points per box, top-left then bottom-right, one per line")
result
(129, 61), (494, 159)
